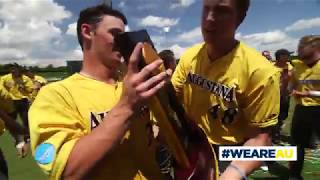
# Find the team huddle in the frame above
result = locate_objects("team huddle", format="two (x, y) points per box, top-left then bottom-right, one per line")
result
(0, 0), (320, 180)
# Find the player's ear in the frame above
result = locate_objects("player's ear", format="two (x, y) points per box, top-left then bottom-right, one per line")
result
(81, 24), (94, 41)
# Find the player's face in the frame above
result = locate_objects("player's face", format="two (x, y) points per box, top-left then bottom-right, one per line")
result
(278, 54), (290, 63)
(298, 45), (319, 65)
(201, 0), (239, 44)
(91, 15), (125, 69)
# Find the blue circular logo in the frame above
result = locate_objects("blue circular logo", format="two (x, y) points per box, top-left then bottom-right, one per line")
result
(35, 143), (55, 165)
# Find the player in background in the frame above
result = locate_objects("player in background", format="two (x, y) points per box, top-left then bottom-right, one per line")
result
(0, 80), (28, 179)
(1, 64), (32, 154)
(159, 49), (177, 72)
(273, 49), (293, 144)
(289, 35), (320, 180)
(24, 68), (47, 102)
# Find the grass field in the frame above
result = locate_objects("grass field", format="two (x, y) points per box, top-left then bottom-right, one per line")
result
(250, 100), (320, 180)
(1, 93), (320, 179)
(0, 132), (46, 180)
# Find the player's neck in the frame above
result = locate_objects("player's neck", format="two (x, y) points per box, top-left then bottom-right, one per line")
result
(206, 40), (238, 62)
(81, 55), (117, 85)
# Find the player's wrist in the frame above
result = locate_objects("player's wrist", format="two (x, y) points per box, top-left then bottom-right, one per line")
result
(16, 141), (26, 149)
(221, 164), (247, 180)
(114, 100), (136, 117)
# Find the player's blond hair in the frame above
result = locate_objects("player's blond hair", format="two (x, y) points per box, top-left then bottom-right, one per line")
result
(298, 35), (320, 49)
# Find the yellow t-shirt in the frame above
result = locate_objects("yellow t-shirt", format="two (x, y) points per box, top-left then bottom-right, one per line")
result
(29, 73), (163, 180)
(274, 62), (293, 95)
(1, 73), (33, 100)
(291, 59), (320, 106)
(0, 80), (15, 135)
(0, 79), (14, 114)
(171, 42), (280, 145)
(29, 75), (48, 101)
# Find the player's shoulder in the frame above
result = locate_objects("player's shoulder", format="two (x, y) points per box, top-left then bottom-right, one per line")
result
(22, 75), (32, 82)
(180, 43), (205, 63)
(238, 42), (269, 63)
(291, 59), (303, 67)
(287, 62), (294, 71)
(239, 42), (278, 72)
(1, 74), (12, 80)
(38, 74), (79, 95)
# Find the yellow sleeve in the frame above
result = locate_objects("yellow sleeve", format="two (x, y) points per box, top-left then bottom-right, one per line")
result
(24, 76), (34, 94)
(0, 83), (14, 113)
(171, 53), (190, 98)
(1, 75), (11, 91)
(0, 82), (12, 100)
(242, 70), (281, 127)
(171, 44), (203, 97)
(29, 84), (85, 180)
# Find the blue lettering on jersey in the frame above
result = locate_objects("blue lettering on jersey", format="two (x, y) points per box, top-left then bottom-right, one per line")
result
(35, 143), (55, 165)
(299, 80), (320, 84)
(187, 73), (234, 102)
(90, 106), (149, 129)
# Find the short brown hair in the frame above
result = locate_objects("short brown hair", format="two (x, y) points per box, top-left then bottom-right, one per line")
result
(77, 4), (127, 50)
(158, 50), (175, 69)
(298, 35), (320, 49)
(236, 0), (250, 25)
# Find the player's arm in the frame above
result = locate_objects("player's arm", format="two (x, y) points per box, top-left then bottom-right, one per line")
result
(221, 128), (273, 180)
(62, 43), (172, 179)
(0, 77), (10, 91)
(0, 109), (26, 136)
(287, 68), (311, 97)
(221, 71), (281, 180)
(23, 76), (35, 95)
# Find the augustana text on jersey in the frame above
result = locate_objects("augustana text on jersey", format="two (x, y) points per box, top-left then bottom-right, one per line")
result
(187, 72), (234, 102)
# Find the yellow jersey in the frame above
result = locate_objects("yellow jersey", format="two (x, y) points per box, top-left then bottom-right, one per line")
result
(171, 42), (280, 145)
(1, 73), (33, 100)
(29, 75), (48, 101)
(274, 62), (293, 95)
(0, 80), (14, 135)
(0, 79), (14, 114)
(29, 73), (164, 180)
(291, 59), (320, 106)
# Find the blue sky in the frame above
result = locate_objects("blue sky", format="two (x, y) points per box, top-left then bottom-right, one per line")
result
(0, 0), (319, 66)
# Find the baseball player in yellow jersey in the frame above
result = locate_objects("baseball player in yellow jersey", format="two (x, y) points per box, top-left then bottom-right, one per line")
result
(272, 49), (294, 144)
(289, 35), (320, 180)
(1, 64), (33, 134)
(171, 0), (280, 179)
(29, 4), (172, 180)
(24, 69), (47, 102)
(0, 83), (28, 179)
